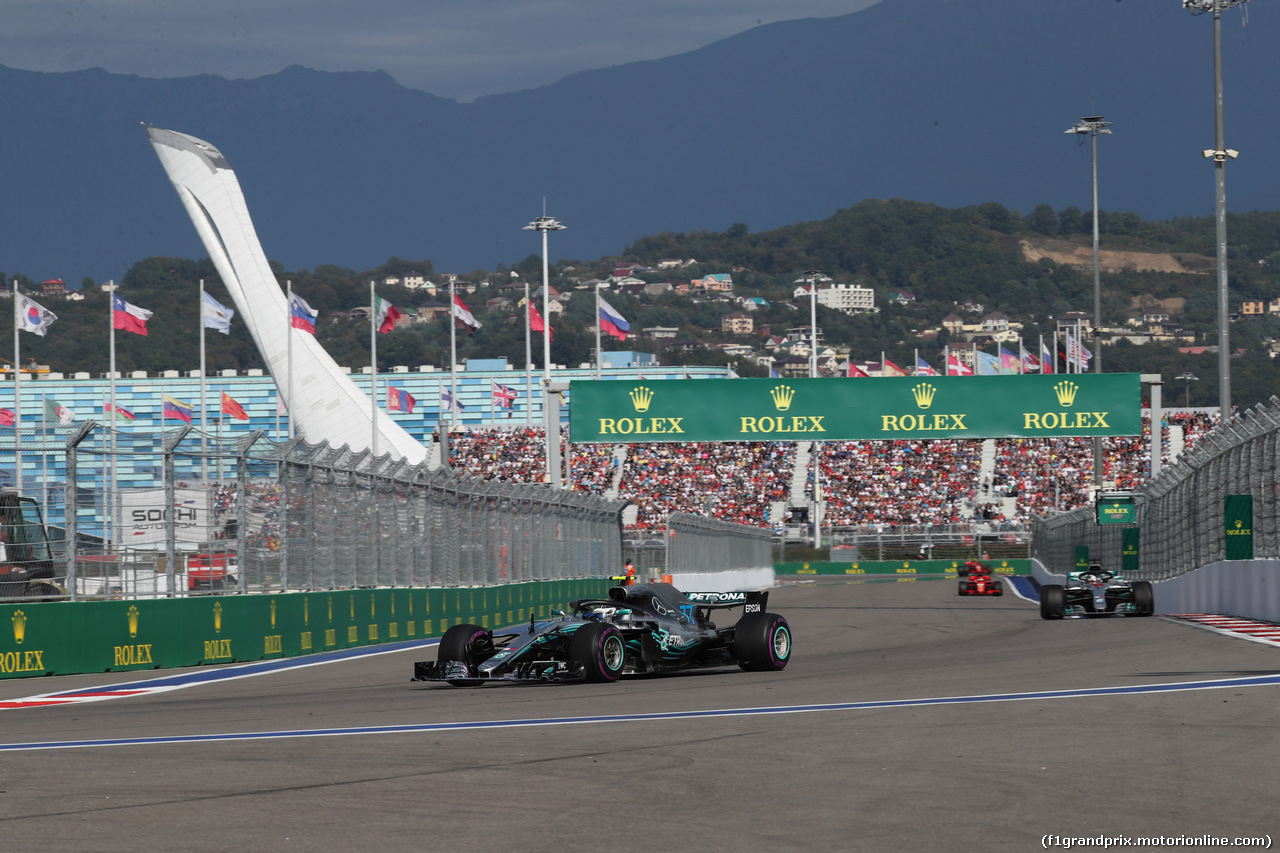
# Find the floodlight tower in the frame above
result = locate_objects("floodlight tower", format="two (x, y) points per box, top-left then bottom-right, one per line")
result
(1065, 115), (1112, 490)
(1184, 0), (1249, 422)
(524, 212), (567, 487)
(803, 268), (823, 548)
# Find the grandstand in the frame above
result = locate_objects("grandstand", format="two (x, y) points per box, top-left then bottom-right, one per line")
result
(448, 411), (1220, 532)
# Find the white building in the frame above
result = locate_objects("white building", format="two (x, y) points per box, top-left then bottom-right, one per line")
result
(816, 283), (875, 315)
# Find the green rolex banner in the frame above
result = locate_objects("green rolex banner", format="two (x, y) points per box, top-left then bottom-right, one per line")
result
(1224, 494), (1254, 561)
(568, 374), (1141, 443)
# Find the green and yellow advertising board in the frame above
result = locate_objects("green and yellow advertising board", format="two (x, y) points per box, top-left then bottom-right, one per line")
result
(569, 374), (1141, 443)
(1224, 494), (1254, 561)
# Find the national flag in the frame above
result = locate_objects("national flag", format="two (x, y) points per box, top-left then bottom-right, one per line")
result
(289, 293), (318, 333)
(388, 386), (417, 414)
(528, 301), (551, 341)
(771, 368), (781, 378)
(597, 295), (630, 341)
(976, 351), (1001, 376)
(848, 362), (869, 378)
(452, 295), (481, 334)
(915, 357), (939, 377)
(42, 397), (75, 425)
(1042, 342), (1055, 374)
(492, 383), (517, 409)
(16, 295), (57, 336)
(999, 346), (1022, 374)
(1023, 350), (1041, 373)
(947, 353), (974, 376)
(163, 394), (193, 423)
(103, 397), (136, 422)
(221, 392), (248, 421)
(882, 358), (908, 377)
(0, 408), (14, 427)
(201, 291), (235, 334)
(441, 388), (466, 412)
(373, 293), (404, 334)
(112, 293), (153, 335)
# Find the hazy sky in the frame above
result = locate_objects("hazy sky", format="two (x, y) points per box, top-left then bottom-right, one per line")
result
(3, 1), (880, 102)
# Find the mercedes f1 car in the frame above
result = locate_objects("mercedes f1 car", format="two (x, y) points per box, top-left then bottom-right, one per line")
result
(412, 581), (791, 686)
(958, 561), (1002, 596)
(1039, 563), (1154, 619)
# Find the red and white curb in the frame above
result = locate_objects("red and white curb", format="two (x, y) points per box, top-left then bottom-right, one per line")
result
(1163, 613), (1280, 647)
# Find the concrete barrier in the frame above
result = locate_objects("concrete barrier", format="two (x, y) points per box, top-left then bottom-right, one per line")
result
(1032, 558), (1280, 621)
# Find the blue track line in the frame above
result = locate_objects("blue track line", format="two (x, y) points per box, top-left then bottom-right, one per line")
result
(4, 671), (1279, 752)
(44, 637), (442, 698)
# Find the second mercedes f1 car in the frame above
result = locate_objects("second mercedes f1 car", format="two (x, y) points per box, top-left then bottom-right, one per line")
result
(412, 581), (791, 686)
(1039, 563), (1154, 619)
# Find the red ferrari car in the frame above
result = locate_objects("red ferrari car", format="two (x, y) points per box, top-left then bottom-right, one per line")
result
(958, 561), (1003, 596)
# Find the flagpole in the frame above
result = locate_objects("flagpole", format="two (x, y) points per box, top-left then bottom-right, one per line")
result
(913, 348), (919, 376)
(199, 279), (208, 483)
(108, 283), (118, 545)
(524, 281), (533, 427)
(286, 280), (294, 440)
(880, 351), (885, 378)
(369, 280), (378, 458)
(12, 281), (21, 497)
(449, 281), (458, 433)
(595, 283), (603, 380)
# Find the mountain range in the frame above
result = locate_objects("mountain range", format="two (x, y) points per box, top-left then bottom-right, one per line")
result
(1, 0), (1276, 283)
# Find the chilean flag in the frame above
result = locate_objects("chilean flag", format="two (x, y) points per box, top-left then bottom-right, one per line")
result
(597, 295), (630, 341)
(112, 294), (153, 335)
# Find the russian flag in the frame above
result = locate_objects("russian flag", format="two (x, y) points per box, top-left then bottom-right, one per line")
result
(597, 295), (630, 341)
(112, 294), (153, 336)
(289, 293), (318, 333)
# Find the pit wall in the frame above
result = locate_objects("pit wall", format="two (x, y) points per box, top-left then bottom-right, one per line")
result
(775, 559), (1032, 577)
(1031, 559), (1280, 621)
(0, 578), (610, 680)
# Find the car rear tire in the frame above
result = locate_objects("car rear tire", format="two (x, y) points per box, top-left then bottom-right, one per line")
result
(1132, 580), (1155, 616)
(438, 623), (492, 684)
(958, 581), (968, 596)
(734, 612), (792, 671)
(1040, 584), (1066, 620)
(993, 580), (1003, 596)
(569, 622), (626, 682)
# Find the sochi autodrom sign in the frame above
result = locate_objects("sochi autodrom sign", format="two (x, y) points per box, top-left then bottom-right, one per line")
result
(568, 374), (1141, 443)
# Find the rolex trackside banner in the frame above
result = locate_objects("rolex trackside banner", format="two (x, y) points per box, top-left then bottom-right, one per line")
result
(568, 374), (1141, 443)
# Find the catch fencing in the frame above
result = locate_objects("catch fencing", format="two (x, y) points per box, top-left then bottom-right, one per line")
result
(19, 422), (627, 600)
(1033, 398), (1280, 580)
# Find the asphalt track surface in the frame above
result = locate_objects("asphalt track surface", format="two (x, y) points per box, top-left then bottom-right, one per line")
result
(0, 580), (1277, 853)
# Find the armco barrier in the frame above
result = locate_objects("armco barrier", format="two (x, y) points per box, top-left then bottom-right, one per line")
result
(0, 578), (610, 680)
(775, 559), (1031, 577)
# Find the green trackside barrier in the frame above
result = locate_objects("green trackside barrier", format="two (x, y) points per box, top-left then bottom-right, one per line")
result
(775, 559), (1031, 577)
(0, 578), (611, 680)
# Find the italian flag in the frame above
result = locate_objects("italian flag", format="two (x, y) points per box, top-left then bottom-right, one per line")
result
(374, 294), (404, 334)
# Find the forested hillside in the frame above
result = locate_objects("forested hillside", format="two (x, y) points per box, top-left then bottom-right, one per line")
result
(7, 200), (1280, 411)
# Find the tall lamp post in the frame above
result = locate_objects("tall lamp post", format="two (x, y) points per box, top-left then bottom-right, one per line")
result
(1065, 115), (1112, 489)
(1184, 0), (1248, 422)
(1177, 371), (1199, 408)
(803, 269), (823, 548)
(524, 212), (567, 488)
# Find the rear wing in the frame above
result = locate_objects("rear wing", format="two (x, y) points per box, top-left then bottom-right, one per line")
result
(684, 589), (769, 614)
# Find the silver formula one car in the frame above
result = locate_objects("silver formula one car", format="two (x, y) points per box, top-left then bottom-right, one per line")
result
(1039, 563), (1154, 619)
(412, 580), (791, 685)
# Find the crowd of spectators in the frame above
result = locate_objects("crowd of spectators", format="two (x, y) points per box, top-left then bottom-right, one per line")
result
(620, 442), (794, 529)
(816, 439), (983, 527)
(438, 411), (1220, 530)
